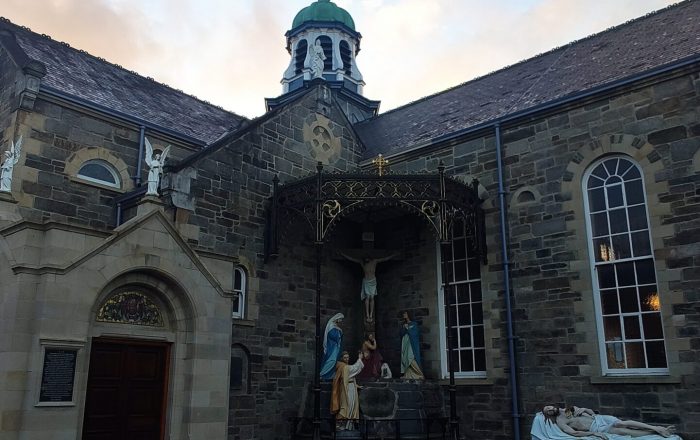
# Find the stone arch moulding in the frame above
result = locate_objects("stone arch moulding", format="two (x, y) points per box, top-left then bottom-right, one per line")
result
(511, 187), (540, 205)
(561, 133), (668, 263)
(90, 268), (197, 334)
(64, 146), (133, 192)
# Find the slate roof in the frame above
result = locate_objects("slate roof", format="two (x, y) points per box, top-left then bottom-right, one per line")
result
(355, 0), (700, 159)
(0, 18), (247, 145)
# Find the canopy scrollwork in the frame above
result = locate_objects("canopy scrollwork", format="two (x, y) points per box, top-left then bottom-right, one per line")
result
(266, 162), (487, 263)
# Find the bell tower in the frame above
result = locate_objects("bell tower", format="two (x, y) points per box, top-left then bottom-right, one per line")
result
(266, 0), (380, 122)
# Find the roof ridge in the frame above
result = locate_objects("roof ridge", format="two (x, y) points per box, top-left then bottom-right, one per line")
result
(0, 16), (248, 121)
(357, 0), (692, 124)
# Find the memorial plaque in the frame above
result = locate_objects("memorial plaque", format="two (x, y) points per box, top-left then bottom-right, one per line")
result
(39, 348), (77, 403)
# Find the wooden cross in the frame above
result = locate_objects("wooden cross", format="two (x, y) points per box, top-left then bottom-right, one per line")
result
(372, 154), (389, 176)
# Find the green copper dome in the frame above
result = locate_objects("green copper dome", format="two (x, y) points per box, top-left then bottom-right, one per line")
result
(291, 0), (355, 31)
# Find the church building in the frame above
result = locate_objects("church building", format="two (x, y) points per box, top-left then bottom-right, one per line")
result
(0, 1), (698, 439)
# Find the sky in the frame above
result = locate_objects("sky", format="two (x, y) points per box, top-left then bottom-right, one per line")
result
(1, 0), (678, 119)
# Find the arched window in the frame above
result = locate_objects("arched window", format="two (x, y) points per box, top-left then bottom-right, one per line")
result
(316, 36), (333, 72)
(294, 39), (307, 75)
(583, 155), (668, 374)
(339, 40), (352, 75)
(232, 267), (247, 319)
(77, 160), (121, 189)
(230, 344), (250, 395)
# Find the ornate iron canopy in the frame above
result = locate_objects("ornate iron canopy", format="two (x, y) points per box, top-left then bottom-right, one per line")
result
(266, 162), (487, 262)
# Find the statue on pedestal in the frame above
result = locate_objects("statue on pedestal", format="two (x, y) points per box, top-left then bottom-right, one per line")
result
(310, 39), (326, 79)
(320, 313), (344, 379)
(1, 136), (22, 193)
(400, 311), (424, 380)
(144, 138), (171, 196)
(340, 251), (397, 323)
(331, 350), (366, 431)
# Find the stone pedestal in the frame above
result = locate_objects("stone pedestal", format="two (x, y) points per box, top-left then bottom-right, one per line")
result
(136, 195), (165, 216)
(0, 192), (21, 226)
(298, 380), (446, 439)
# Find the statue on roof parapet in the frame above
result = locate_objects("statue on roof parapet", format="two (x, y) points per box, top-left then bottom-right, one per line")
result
(144, 137), (171, 196)
(1, 136), (22, 193)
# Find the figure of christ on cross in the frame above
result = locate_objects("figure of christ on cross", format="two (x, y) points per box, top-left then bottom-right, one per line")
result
(340, 251), (397, 323)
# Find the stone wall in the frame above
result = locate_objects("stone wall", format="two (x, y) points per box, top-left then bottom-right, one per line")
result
(387, 71), (700, 439)
(177, 85), (367, 439)
(10, 97), (195, 228)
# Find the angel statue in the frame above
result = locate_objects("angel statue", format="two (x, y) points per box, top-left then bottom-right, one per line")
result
(144, 137), (171, 196)
(1, 135), (22, 193)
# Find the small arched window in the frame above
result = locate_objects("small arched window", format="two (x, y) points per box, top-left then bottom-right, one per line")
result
(294, 39), (307, 75)
(230, 344), (250, 395)
(339, 40), (352, 75)
(77, 160), (120, 189)
(232, 267), (247, 319)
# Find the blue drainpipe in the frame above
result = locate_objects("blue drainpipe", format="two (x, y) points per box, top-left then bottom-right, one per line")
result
(495, 122), (521, 440)
(135, 125), (146, 186)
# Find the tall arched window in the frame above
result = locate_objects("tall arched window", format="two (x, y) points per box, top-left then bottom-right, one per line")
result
(232, 267), (247, 319)
(583, 155), (668, 374)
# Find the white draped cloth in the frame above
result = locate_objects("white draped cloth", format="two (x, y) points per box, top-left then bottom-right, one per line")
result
(531, 412), (683, 440)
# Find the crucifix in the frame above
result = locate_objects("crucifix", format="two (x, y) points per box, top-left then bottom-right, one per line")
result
(339, 222), (398, 328)
(371, 153), (389, 176)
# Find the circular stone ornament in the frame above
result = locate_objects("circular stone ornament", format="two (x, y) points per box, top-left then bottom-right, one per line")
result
(303, 114), (341, 165)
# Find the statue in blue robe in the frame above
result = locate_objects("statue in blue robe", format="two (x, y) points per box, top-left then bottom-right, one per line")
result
(400, 311), (424, 379)
(320, 313), (344, 379)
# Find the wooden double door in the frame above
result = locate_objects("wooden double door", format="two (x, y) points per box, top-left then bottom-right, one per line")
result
(82, 339), (169, 440)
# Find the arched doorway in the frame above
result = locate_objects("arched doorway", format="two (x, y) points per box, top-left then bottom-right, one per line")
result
(81, 272), (195, 440)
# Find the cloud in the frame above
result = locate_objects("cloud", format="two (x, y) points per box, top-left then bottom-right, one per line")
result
(2, 0), (158, 69)
(0, 0), (679, 117)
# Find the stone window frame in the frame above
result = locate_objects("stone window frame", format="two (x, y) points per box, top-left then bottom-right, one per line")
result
(559, 133), (682, 382)
(436, 218), (488, 379)
(33, 339), (85, 407)
(232, 266), (247, 319)
(582, 154), (669, 376)
(65, 147), (132, 193)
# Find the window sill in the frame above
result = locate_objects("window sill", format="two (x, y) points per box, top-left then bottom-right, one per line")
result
(69, 176), (126, 193)
(438, 377), (493, 386)
(590, 375), (680, 385)
(233, 318), (255, 327)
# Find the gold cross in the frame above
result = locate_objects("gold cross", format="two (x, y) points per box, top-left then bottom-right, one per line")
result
(372, 154), (389, 176)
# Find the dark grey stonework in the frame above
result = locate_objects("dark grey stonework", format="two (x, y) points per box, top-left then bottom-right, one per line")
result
(1, 6), (699, 440)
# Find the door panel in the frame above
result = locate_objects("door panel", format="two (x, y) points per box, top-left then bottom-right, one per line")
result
(83, 340), (168, 440)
